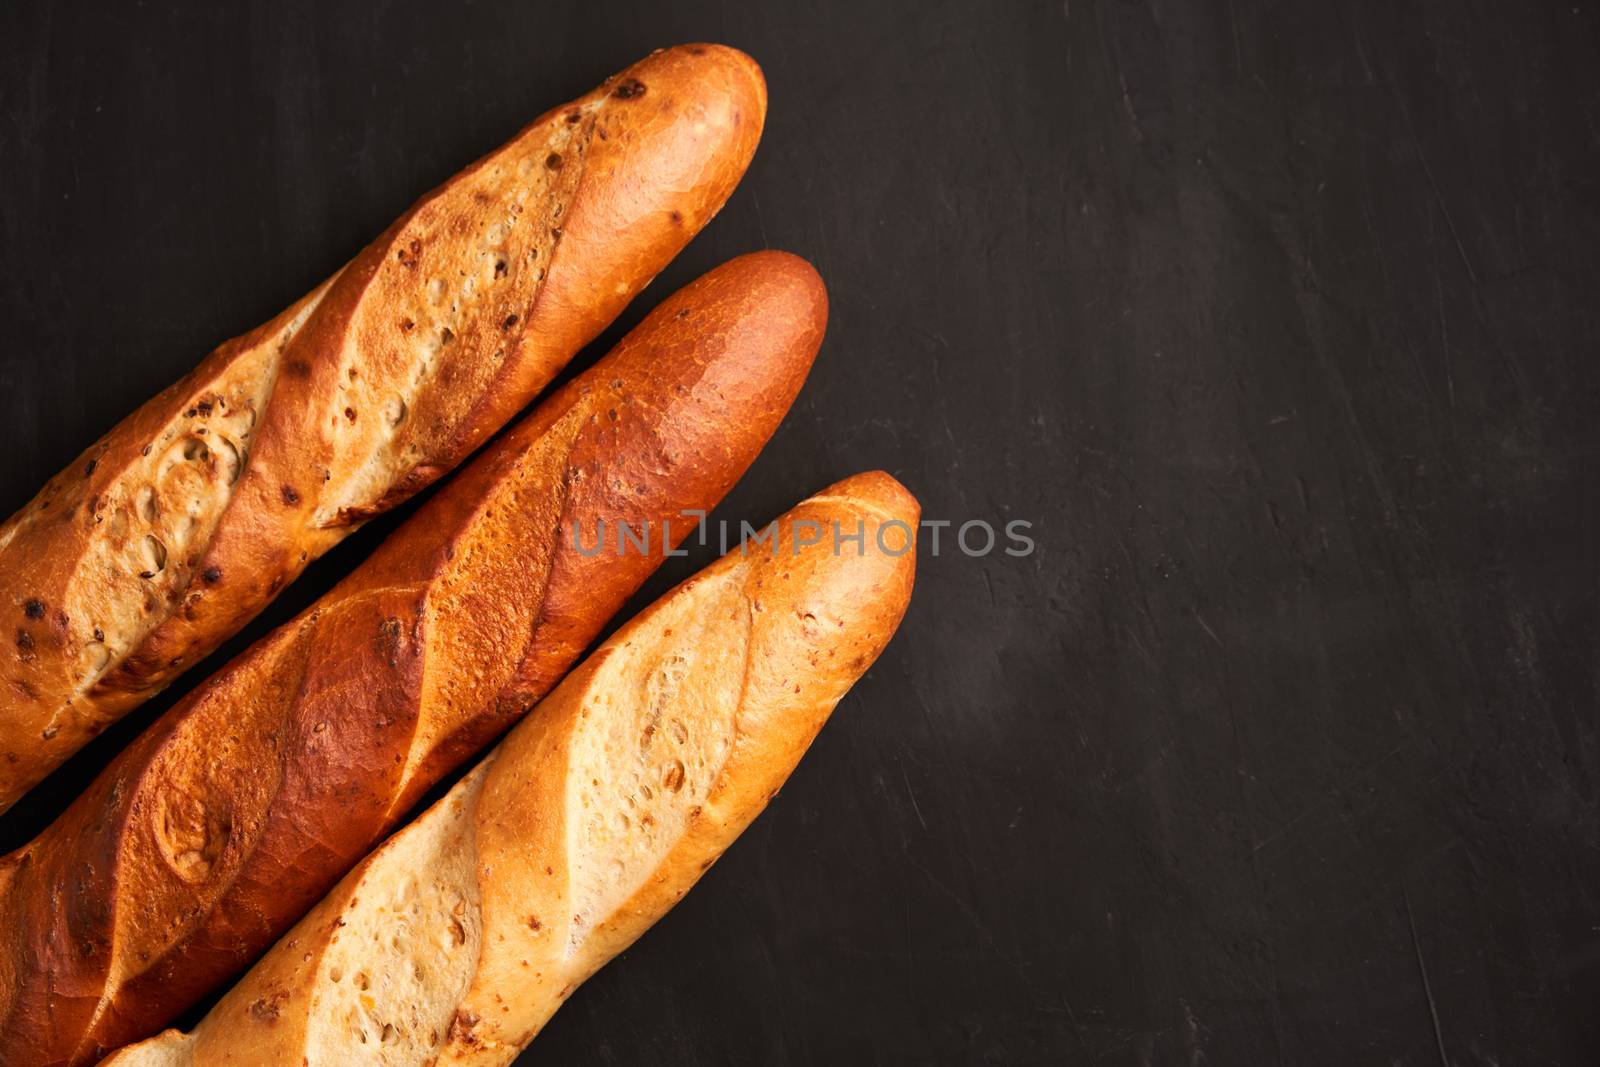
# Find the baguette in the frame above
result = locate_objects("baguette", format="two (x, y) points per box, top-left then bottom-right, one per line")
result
(108, 471), (918, 1067)
(0, 251), (826, 1066)
(0, 43), (767, 812)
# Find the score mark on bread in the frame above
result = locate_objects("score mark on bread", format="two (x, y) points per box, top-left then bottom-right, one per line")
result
(105, 472), (918, 1066)
(0, 43), (769, 815)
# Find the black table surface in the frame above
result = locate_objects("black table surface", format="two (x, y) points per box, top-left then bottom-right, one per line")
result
(3, 1), (1598, 1063)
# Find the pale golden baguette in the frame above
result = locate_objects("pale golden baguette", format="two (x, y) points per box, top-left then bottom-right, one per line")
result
(0, 43), (767, 812)
(107, 471), (918, 1067)
(0, 252), (824, 1066)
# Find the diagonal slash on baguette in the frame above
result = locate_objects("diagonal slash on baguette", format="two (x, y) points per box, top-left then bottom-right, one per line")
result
(105, 471), (919, 1067)
(0, 251), (825, 1066)
(0, 44), (768, 814)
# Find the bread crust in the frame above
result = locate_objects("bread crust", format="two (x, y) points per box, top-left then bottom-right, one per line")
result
(0, 251), (825, 1066)
(104, 472), (918, 1067)
(0, 44), (768, 813)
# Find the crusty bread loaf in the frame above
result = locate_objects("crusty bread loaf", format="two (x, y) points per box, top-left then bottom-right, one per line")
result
(0, 251), (825, 1067)
(106, 471), (918, 1067)
(0, 43), (767, 812)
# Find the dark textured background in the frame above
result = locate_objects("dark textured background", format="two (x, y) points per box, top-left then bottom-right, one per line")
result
(3, 1), (1599, 1063)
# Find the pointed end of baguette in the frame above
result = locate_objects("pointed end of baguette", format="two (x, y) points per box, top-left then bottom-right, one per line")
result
(728, 248), (828, 317)
(688, 249), (829, 361)
(823, 469), (921, 525)
(788, 468), (921, 612)
(630, 43), (767, 138)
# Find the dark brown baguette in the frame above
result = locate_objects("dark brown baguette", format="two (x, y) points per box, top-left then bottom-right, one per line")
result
(0, 43), (767, 813)
(106, 472), (918, 1067)
(0, 251), (826, 1066)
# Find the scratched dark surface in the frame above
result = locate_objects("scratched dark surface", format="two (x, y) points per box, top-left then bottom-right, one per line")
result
(2, 0), (1599, 1063)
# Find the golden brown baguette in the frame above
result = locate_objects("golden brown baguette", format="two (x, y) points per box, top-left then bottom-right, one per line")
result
(0, 251), (825, 1067)
(107, 471), (918, 1067)
(0, 43), (767, 812)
